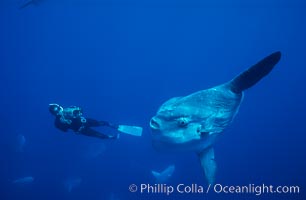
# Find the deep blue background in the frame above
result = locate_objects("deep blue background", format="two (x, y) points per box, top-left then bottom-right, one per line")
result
(1, 0), (306, 199)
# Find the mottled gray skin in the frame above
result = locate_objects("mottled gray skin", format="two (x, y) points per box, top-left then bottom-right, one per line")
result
(150, 51), (281, 184)
(151, 83), (242, 153)
(150, 83), (244, 184)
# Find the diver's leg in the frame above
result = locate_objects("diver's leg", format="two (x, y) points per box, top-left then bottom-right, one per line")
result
(85, 118), (102, 127)
(80, 128), (116, 139)
(86, 118), (115, 128)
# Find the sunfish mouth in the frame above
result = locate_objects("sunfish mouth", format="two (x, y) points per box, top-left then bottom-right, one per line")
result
(150, 117), (160, 130)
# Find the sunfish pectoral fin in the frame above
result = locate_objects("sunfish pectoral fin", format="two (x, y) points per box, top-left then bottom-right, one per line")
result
(198, 147), (216, 184)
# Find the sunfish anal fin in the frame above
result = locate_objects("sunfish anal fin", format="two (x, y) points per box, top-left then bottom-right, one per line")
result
(198, 147), (216, 184)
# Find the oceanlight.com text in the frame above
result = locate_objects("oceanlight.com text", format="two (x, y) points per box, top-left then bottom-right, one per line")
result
(213, 183), (300, 196)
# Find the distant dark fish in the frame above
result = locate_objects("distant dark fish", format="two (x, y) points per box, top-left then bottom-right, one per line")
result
(19, 0), (41, 9)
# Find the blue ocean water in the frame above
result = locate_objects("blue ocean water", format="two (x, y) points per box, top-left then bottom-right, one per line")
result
(1, 0), (306, 199)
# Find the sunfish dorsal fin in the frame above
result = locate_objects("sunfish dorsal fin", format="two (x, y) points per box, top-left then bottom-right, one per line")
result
(198, 147), (216, 184)
(229, 51), (281, 93)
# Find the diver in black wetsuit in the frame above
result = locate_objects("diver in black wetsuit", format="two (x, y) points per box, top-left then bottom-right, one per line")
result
(49, 103), (118, 140)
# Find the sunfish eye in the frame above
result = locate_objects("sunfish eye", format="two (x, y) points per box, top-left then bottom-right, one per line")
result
(177, 117), (189, 127)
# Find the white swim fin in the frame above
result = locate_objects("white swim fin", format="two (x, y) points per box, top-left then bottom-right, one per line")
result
(117, 125), (143, 136)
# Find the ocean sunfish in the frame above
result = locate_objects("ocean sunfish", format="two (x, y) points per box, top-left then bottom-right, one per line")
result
(151, 165), (175, 183)
(150, 52), (281, 183)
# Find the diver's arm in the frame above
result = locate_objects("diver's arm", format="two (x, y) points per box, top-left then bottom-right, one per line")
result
(55, 123), (69, 132)
(54, 119), (69, 132)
